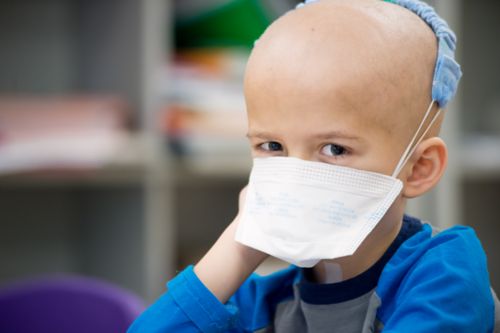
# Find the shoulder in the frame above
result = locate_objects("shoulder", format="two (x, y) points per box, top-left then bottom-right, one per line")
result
(411, 224), (488, 278)
(379, 222), (491, 298)
(376, 223), (495, 332)
(380, 223), (488, 278)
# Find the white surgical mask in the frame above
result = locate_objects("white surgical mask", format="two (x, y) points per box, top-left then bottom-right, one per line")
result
(235, 100), (441, 267)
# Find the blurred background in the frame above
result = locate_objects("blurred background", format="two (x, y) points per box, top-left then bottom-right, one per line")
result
(0, 0), (498, 324)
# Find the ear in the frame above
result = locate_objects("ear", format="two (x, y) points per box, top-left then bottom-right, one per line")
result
(401, 137), (448, 198)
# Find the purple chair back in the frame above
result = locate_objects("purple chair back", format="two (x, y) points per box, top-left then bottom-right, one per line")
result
(0, 275), (145, 333)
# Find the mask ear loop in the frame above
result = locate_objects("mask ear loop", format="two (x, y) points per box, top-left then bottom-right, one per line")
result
(391, 100), (442, 178)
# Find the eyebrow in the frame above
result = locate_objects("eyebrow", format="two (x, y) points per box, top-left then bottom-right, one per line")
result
(246, 131), (274, 139)
(246, 130), (361, 141)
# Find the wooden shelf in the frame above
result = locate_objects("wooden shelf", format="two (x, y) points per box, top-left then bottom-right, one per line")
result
(0, 133), (166, 187)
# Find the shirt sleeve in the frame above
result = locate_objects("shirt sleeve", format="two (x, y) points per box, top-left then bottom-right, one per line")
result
(377, 225), (495, 333)
(127, 265), (238, 333)
(126, 265), (299, 333)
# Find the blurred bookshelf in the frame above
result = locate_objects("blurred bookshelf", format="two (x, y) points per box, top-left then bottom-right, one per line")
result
(0, 0), (293, 302)
(0, 0), (173, 301)
(163, 0), (291, 278)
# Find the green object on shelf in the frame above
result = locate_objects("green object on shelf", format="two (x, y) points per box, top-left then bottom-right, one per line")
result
(175, 0), (272, 49)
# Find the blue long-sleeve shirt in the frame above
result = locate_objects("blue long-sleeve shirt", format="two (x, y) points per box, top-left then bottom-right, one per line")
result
(128, 216), (496, 332)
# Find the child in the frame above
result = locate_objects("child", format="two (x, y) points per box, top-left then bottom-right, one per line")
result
(129, 0), (499, 332)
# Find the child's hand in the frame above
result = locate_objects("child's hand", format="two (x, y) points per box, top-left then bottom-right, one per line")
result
(194, 186), (268, 303)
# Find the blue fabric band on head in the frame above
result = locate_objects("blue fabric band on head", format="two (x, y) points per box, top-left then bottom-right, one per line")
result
(390, 0), (462, 107)
(294, 0), (462, 108)
(295, 0), (319, 9)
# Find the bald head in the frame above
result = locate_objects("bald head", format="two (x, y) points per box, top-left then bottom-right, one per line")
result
(244, 0), (440, 139)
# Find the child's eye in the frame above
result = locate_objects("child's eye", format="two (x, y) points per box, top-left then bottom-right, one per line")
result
(259, 141), (283, 152)
(321, 144), (347, 157)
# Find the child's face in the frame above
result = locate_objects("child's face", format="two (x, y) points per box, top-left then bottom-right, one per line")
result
(244, 0), (436, 178)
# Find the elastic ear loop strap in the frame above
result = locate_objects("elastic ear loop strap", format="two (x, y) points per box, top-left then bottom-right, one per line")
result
(391, 100), (443, 177)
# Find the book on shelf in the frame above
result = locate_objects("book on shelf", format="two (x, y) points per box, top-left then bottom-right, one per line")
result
(0, 95), (134, 175)
(159, 49), (251, 172)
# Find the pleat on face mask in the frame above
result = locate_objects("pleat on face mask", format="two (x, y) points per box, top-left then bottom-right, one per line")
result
(235, 100), (440, 267)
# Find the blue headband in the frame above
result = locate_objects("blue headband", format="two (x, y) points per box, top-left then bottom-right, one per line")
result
(390, 0), (462, 107)
(296, 0), (462, 108)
